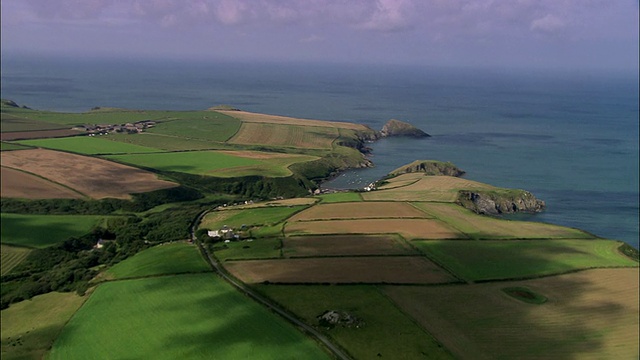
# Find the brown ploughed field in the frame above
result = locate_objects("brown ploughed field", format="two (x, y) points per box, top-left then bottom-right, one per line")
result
(224, 256), (458, 284)
(283, 235), (417, 257)
(1, 149), (177, 199)
(288, 201), (431, 221)
(1, 166), (84, 199)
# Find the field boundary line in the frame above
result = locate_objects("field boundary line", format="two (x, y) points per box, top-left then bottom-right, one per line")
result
(1, 165), (90, 199)
(401, 235), (468, 284)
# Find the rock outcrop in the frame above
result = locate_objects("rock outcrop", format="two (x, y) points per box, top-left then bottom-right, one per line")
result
(457, 190), (546, 215)
(378, 119), (429, 138)
(389, 160), (465, 177)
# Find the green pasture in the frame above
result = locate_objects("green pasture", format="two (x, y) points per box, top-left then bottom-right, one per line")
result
(200, 206), (306, 231)
(257, 284), (452, 360)
(105, 242), (210, 279)
(3, 109), (175, 126)
(145, 112), (241, 142)
(0, 142), (31, 151)
(107, 132), (229, 151)
(1, 291), (86, 360)
(48, 274), (329, 360)
(211, 238), (282, 261)
(412, 202), (592, 239)
(17, 136), (162, 155)
(1, 113), (69, 132)
(250, 224), (285, 238)
(0, 214), (104, 248)
(415, 239), (639, 282)
(316, 192), (363, 203)
(107, 150), (259, 174)
(0, 245), (31, 276)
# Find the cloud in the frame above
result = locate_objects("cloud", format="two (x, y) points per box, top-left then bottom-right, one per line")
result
(357, 0), (414, 32)
(530, 14), (565, 33)
(299, 34), (324, 43)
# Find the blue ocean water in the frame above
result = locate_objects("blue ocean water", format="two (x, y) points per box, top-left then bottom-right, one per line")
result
(1, 55), (638, 248)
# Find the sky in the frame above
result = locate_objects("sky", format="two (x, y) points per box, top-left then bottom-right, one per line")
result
(1, 0), (639, 71)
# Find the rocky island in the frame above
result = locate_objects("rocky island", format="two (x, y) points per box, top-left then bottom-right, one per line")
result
(378, 119), (430, 138)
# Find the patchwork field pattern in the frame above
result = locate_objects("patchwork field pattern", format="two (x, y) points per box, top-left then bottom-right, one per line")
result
(225, 256), (457, 284)
(17, 136), (162, 155)
(413, 202), (592, 239)
(415, 239), (638, 281)
(48, 274), (329, 360)
(288, 201), (430, 221)
(285, 219), (463, 239)
(108, 150), (317, 177)
(1, 166), (84, 199)
(283, 235), (416, 257)
(219, 110), (369, 130)
(384, 268), (639, 360)
(363, 175), (496, 202)
(1, 149), (177, 199)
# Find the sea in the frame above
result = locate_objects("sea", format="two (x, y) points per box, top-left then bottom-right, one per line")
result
(1, 55), (638, 248)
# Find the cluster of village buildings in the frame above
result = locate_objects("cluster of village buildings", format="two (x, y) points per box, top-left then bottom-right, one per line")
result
(72, 120), (156, 135)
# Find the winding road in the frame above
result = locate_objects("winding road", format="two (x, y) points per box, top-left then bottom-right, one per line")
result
(191, 210), (352, 360)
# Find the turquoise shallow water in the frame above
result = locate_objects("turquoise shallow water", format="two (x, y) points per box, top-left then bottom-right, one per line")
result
(1, 56), (638, 247)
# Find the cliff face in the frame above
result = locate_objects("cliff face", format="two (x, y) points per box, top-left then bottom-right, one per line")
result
(457, 190), (546, 215)
(379, 119), (429, 138)
(389, 160), (465, 177)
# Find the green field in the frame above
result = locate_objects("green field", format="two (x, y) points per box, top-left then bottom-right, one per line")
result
(145, 113), (241, 142)
(48, 274), (329, 360)
(0, 214), (105, 248)
(257, 284), (452, 360)
(412, 202), (592, 239)
(0, 142), (31, 151)
(0, 245), (31, 276)
(105, 242), (211, 279)
(415, 239), (639, 281)
(1, 113), (69, 132)
(316, 192), (363, 203)
(211, 238), (282, 261)
(17, 136), (162, 154)
(1, 291), (87, 360)
(2, 109), (176, 126)
(107, 132), (230, 151)
(200, 206), (306, 231)
(107, 150), (260, 174)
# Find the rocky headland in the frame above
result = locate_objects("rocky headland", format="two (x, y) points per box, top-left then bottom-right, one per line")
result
(378, 119), (430, 138)
(389, 160), (465, 177)
(457, 189), (546, 215)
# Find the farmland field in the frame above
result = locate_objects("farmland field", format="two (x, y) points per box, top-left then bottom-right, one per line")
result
(1, 113), (69, 132)
(200, 206), (306, 231)
(107, 132), (229, 151)
(1, 166), (84, 199)
(224, 256), (457, 284)
(105, 242), (211, 279)
(48, 274), (330, 360)
(288, 201), (430, 221)
(0, 213), (104, 248)
(229, 122), (338, 149)
(384, 268), (639, 359)
(0, 245), (31, 276)
(414, 239), (638, 281)
(219, 110), (369, 130)
(145, 113), (241, 142)
(0, 142), (31, 151)
(282, 235), (417, 257)
(315, 192), (363, 203)
(256, 284), (453, 360)
(413, 202), (592, 239)
(212, 238), (282, 261)
(363, 175), (496, 202)
(1, 292), (87, 360)
(108, 150), (317, 177)
(285, 218), (464, 239)
(1, 149), (177, 199)
(0, 129), (82, 141)
(17, 136), (162, 154)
